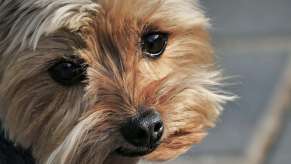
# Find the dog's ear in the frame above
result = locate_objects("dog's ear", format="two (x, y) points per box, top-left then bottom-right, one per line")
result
(0, 1), (98, 56)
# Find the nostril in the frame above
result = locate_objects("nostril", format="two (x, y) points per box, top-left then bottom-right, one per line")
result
(154, 121), (163, 133)
(151, 121), (164, 144)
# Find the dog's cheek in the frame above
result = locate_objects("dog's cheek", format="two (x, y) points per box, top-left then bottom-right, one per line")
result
(145, 88), (221, 161)
(145, 112), (209, 161)
(145, 131), (207, 161)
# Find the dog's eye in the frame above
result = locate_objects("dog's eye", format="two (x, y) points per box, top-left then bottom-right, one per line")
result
(141, 32), (168, 59)
(48, 60), (87, 86)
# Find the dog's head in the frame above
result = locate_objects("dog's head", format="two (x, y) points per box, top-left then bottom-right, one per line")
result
(0, 0), (233, 164)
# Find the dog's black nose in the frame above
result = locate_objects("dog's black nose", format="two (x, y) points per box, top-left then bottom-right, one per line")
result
(121, 110), (164, 147)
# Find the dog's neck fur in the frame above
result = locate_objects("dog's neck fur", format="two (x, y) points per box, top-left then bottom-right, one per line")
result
(0, 122), (35, 164)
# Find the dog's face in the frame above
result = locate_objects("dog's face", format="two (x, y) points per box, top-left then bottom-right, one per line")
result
(0, 0), (231, 164)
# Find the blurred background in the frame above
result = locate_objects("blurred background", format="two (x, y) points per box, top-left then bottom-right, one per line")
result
(144, 0), (291, 164)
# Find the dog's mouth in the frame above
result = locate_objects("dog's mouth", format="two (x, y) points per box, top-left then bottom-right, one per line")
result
(115, 144), (159, 157)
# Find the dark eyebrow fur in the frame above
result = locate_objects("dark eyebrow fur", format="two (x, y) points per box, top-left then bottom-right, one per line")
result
(47, 29), (88, 50)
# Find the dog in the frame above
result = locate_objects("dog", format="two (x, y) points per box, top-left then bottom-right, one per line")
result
(0, 0), (233, 164)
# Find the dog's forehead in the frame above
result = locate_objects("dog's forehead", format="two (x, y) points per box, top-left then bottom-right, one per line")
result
(67, 0), (208, 32)
(99, 0), (207, 26)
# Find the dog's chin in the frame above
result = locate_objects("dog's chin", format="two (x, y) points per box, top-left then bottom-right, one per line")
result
(115, 145), (157, 157)
(103, 144), (159, 164)
(103, 154), (139, 164)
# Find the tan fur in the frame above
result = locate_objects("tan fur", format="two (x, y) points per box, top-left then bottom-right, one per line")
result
(0, 0), (234, 164)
